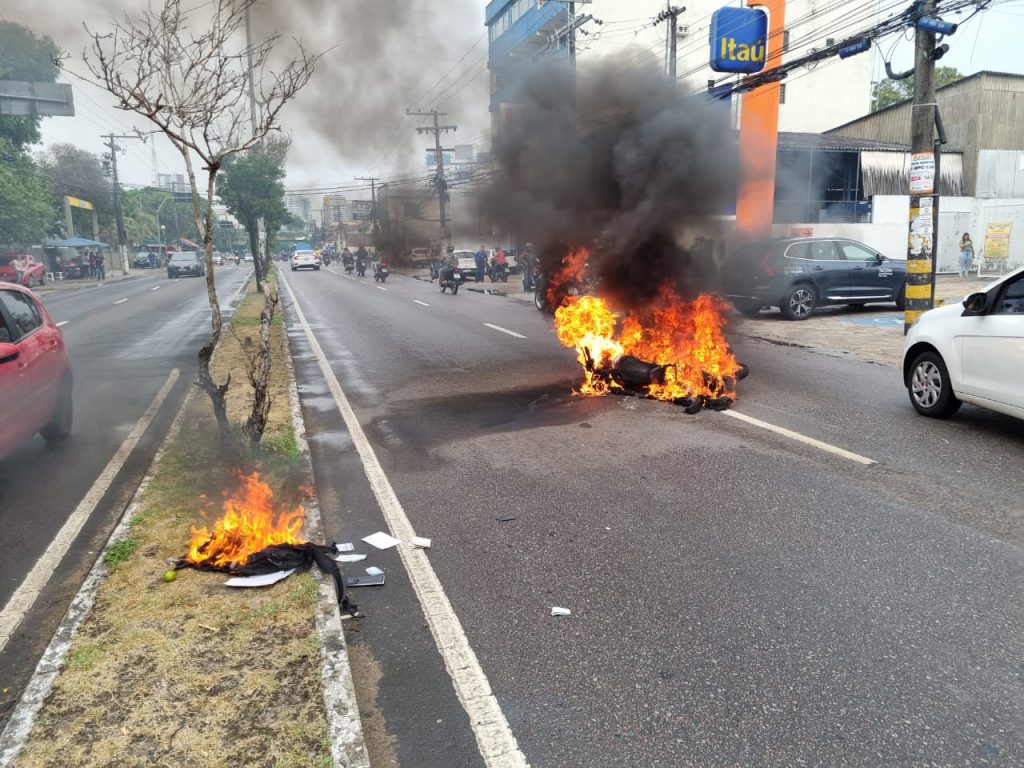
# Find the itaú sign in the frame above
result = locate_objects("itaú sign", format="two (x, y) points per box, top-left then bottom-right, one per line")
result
(709, 7), (768, 73)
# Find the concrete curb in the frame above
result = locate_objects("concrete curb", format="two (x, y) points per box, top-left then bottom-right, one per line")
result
(0, 383), (193, 767)
(278, 269), (371, 768)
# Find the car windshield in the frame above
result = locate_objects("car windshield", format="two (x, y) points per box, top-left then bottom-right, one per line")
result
(170, 253), (196, 263)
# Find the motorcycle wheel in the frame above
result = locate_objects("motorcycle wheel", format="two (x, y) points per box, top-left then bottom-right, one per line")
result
(440, 283), (447, 293)
(451, 282), (459, 295)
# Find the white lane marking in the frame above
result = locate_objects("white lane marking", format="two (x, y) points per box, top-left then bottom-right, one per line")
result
(359, 280), (367, 285)
(376, 285), (388, 292)
(113, 298), (128, 305)
(723, 409), (876, 466)
(151, 285), (161, 291)
(279, 274), (528, 767)
(483, 322), (526, 339)
(0, 368), (180, 656)
(344, 274), (356, 280)
(413, 300), (430, 307)
(56, 321), (68, 327)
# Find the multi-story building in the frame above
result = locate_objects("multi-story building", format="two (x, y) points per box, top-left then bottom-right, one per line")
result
(285, 195), (314, 225)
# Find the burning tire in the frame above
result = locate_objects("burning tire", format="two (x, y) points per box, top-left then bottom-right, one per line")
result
(781, 284), (817, 320)
(908, 350), (961, 418)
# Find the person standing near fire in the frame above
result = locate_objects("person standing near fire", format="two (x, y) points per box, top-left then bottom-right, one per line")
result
(474, 244), (487, 283)
(96, 251), (106, 281)
(11, 255), (25, 285)
(520, 243), (536, 292)
(959, 232), (975, 278)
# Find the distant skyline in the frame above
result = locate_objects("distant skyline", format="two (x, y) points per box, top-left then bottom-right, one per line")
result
(17, 0), (1024, 194)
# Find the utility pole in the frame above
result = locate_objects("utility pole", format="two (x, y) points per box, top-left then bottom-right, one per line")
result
(244, 4), (259, 135)
(655, 5), (686, 86)
(904, 0), (946, 334)
(103, 132), (146, 275)
(407, 109), (457, 248)
(355, 176), (379, 237)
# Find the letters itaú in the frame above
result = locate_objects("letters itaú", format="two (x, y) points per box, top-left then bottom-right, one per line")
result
(709, 7), (768, 74)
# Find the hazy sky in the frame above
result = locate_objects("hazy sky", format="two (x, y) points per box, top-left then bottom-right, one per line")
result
(7, 0), (1023, 198)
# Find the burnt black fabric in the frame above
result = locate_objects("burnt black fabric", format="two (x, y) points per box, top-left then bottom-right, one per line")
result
(179, 542), (357, 614)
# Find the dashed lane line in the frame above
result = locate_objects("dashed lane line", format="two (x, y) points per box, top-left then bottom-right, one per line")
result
(483, 322), (526, 339)
(151, 285), (161, 291)
(56, 321), (68, 327)
(0, 368), (181, 656)
(278, 273), (529, 768)
(113, 298), (128, 305)
(413, 300), (430, 307)
(723, 409), (876, 466)
(376, 286), (388, 291)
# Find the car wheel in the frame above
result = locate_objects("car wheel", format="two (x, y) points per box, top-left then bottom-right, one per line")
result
(168, 271), (174, 279)
(908, 350), (961, 418)
(895, 283), (906, 311)
(781, 284), (817, 320)
(732, 298), (764, 317)
(41, 373), (73, 442)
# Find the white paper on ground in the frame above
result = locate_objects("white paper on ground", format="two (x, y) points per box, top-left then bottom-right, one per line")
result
(362, 531), (401, 550)
(551, 607), (571, 617)
(225, 569), (296, 588)
(334, 553), (367, 563)
(334, 542), (355, 552)
(365, 566), (384, 576)
(411, 536), (432, 549)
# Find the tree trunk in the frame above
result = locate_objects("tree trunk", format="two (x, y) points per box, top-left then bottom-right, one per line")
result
(247, 221), (264, 293)
(243, 287), (279, 448)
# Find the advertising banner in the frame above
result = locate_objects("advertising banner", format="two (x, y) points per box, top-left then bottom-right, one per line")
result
(983, 222), (1011, 259)
(709, 8), (768, 74)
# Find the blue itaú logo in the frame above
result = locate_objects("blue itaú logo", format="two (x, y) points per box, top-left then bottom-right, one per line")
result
(709, 7), (768, 74)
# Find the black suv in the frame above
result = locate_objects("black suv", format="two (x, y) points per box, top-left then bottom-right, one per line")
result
(167, 251), (205, 279)
(722, 238), (907, 320)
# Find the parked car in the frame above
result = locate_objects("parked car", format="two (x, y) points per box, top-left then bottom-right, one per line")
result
(454, 250), (479, 277)
(167, 251), (205, 278)
(409, 247), (432, 267)
(903, 265), (1024, 420)
(0, 283), (73, 461)
(722, 238), (907, 320)
(291, 250), (321, 271)
(0, 254), (47, 288)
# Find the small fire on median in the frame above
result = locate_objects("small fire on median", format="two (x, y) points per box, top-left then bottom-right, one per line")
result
(185, 472), (305, 569)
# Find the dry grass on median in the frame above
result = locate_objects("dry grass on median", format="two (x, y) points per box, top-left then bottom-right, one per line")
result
(14, 277), (333, 768)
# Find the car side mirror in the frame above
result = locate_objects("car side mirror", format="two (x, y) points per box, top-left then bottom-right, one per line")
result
(0, 342), (20, 364)
(963, 292), (987, 315)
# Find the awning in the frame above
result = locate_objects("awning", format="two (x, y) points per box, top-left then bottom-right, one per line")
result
(43, 237), (110, 248)
(861, 151), (964, 196)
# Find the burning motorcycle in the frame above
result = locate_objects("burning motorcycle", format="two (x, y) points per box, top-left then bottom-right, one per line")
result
(439, 264), (462, 294)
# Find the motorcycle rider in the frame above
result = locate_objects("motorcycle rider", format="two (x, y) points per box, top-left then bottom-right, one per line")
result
(491, 247), (508, 281)
(439, 245), (458, 285)
(355, 245), (369, 276)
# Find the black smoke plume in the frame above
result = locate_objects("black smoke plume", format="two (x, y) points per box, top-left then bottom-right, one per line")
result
(486, 57), (739, 310)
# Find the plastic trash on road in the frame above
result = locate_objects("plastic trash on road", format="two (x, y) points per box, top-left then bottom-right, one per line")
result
(551, 607), (571, 617)
(365, 566), (384, 576)
(362, 531), (401, 550)
(224, 569), (296, 588)
(334, 553), (367, 563)
(411, 536), (431, 549)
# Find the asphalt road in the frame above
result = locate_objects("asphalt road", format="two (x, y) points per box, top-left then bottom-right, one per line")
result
(282, 266), (1022, 768)
(0, 266), (250, 728)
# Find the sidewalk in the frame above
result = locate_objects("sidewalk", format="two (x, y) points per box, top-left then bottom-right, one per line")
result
(32, 270), (153, 294)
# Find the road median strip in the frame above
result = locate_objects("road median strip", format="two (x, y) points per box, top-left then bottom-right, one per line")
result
(0, 275), (366, 768)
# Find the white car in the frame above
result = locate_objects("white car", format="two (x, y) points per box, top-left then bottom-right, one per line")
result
(291, 250), (320, 271)
(904, 266), (1024, 420)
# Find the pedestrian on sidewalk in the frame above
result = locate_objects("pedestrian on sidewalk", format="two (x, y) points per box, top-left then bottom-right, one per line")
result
(474, 244), (487, 283)
(88, 251), (96, 278)
(96, 252), (106, 281)
(520, 243), (535, 292)
(12, 255), (26, 286)
(958, 233), (974, 278)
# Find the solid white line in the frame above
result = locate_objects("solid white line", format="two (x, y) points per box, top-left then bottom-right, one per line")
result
(113, 298), (128, 305)
(279, 273), (528, 768)
(344, 275), (355, 280)
(56, 321), (68, 327)
(723, 410), (876, 466)
(413, 300), (430, 307)
(483, 322), (526, 339)
(0, 368), (180, 656)
(376, 286), (388, 292)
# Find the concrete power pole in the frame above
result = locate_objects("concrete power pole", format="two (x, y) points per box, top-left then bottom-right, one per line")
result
(355, 176), (379, 236)
(904, 0), (939, 334)
(103, 132), (146, 275)
(407, 110), (457, 248)
(655, 5), (685, 86)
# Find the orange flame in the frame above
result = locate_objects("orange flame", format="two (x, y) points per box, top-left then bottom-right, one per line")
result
(554, 287), (741, 402)
(185, 472), (305, 569)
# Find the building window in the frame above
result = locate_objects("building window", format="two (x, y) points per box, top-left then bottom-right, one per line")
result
(779, 84), (786, 104)
(783, 30), (790, 53)
(826, 37), (835, 47)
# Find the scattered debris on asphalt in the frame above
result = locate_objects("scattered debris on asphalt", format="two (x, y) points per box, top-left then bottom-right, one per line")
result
(225, 569), (296, 587)
(334, 553), (367, 563)
(346, 573), (385, 588)
(411, 536), (432, 548)
(365, 566), (384, 576)
(496, 515), (517, 522)
(362, 531), (401, 550)
(551, 607), (571, 617)
(334, 541), (355, 552)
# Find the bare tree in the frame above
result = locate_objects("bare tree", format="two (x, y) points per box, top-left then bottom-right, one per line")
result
(81, 0), (317, 448)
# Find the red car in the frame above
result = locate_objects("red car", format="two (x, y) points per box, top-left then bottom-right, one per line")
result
(0, 282), (72, 461)
(0, 253), (47, 288)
